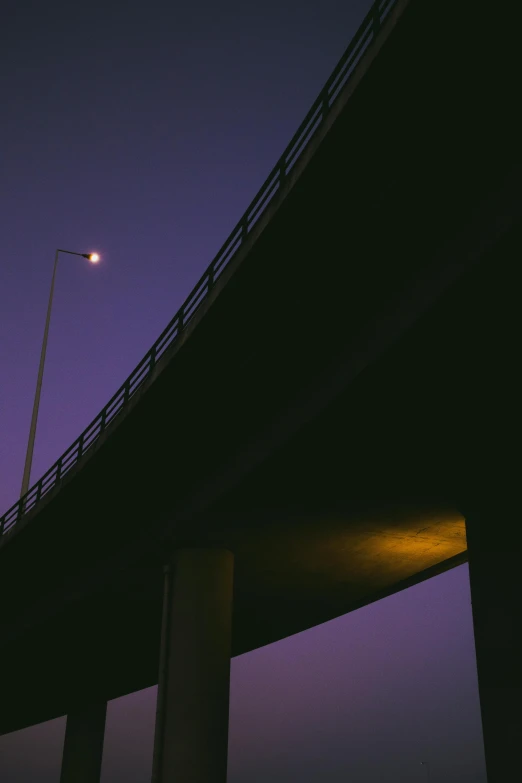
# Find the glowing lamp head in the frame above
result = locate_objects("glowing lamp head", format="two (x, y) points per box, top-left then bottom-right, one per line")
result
(88, 253), (100, 263)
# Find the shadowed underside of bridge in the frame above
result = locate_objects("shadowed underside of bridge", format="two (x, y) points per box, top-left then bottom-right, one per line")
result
(0, 0), (520, 735)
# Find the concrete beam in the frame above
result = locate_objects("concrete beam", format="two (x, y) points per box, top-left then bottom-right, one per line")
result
(151, 549), (234, 783)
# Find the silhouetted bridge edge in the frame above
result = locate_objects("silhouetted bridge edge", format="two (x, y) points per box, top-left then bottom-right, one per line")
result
(1, 0), (403, 541)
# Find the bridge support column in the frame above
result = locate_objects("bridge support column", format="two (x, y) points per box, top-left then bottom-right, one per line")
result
(151, 548), (234, 783)
(465, 501), (522, 782)
(59, 701), (107, 783)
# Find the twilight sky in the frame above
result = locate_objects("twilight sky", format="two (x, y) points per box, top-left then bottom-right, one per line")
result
(0, 0), (486, 780)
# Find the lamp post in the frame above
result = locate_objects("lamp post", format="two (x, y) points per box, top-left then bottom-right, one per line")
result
(20, 248), (100, 499)
(420, 760), (431, 782)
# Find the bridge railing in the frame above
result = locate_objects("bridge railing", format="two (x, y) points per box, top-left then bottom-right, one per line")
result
(0, 0), (397, 538)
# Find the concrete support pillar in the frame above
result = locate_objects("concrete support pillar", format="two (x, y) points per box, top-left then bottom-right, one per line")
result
(59, 701), (107, 783)
(151, 548), (234, 783)
(465, 502), (522, 782)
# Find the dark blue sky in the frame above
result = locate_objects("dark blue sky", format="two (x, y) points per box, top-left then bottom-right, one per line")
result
(1, 0), (486, 780)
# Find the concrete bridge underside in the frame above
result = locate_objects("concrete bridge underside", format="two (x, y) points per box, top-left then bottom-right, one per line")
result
(0, 506), (467, 734)
(1, 212), (520, 738)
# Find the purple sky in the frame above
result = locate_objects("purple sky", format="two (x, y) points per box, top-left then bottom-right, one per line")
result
(1, 0), (486, 780)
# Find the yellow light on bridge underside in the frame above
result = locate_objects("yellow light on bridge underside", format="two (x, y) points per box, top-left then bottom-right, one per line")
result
(88, 253), (100, 263)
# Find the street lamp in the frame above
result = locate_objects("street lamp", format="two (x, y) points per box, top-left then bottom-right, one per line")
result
(420, 760), (431, 782)
(20, 248), (101, 499)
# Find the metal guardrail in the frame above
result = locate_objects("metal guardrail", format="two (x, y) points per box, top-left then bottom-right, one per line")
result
(0, 0), (397, 538)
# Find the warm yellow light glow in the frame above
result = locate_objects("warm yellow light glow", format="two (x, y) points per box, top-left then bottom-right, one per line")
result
(89, 253), (100, 263)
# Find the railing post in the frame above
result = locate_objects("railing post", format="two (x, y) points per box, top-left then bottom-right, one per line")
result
(178, 310), (184, 333)
(372, 1), (381, 37)
(279, 157), (287, 188)
(322, 92), (329, 121)
(56, 458), (63, 482)
(78, 434), (84, 460)
(123, 380), (130, 405)
(208, 266), (214, 292)
(149, 346), (157, 375)
(241, 218), (248, 244)
(100, 408), (107, 433)
(36, 480), (42, 502)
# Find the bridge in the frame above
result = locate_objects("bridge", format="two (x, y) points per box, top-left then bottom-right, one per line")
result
(1, 0), (520, 781)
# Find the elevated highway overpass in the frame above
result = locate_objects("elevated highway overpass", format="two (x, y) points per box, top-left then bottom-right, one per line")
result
(1, 0), (520, 780)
